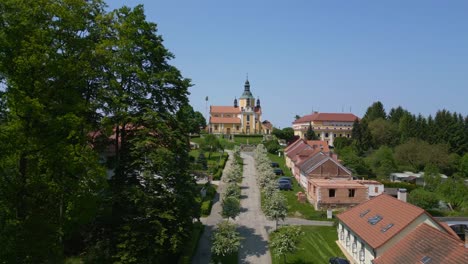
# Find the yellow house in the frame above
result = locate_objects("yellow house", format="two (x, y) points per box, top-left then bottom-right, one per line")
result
(209, 79), (264, 134)
(292, 112), (359, 146)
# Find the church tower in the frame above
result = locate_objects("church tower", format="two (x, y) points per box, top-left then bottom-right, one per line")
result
(239, 79), (255, 109)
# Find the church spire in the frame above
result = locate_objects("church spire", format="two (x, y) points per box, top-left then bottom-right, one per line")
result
(244, 77), (250, 92)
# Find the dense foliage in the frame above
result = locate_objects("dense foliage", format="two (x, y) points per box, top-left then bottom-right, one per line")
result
(338, 101), (468, 214)
(0, 1), (197, 262)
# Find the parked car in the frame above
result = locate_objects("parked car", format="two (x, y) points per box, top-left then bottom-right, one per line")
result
(329, 257), (350, 264)
(277, 179), (292, 190)
(270, 162), (280, 168)
(273, 168), (284, 175)
(278, 176), (293, 186)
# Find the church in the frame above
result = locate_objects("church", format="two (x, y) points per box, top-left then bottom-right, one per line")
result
(208, 79), (270, 135)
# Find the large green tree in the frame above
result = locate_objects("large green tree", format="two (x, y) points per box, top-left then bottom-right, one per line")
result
(0, 1), (198, 263)
(363, 101), (387, 122)
(0, 0), (108, 262)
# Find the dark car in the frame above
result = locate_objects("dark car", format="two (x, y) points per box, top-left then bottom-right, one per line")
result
(277, 179), (292, 190)
(273, 168), (284, 176)
(270, 162), (280, 168)
(329, 257), (350, 264)
(278, 176), (293, 186)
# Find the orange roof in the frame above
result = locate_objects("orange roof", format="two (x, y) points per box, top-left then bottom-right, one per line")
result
(284, 138), (303, 152)
(210, 117), (241, 124)
(306, 140), (330, 152)
(373, 223), (468, 264)
(337, 194), (428, 249)
(210, 105), (240, 114)
(309, 179), (366, 188)
(293, 113), (359, 124)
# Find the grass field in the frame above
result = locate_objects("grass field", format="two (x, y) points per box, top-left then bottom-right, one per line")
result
(267, 153), (327, 220)
(270, 226), (344, 264)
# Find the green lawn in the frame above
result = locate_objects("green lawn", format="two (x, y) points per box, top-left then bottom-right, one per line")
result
(270, 226), (344, 264)
(267, 153), (327, 220)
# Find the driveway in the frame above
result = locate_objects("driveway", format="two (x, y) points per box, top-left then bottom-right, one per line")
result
(236, 152), (272, 264)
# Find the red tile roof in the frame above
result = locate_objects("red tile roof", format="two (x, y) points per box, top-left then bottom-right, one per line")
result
(373, 223), (468, 264)
(306, 140), (330, 152)
(337, 194), (429, 249)
(293, 113), (359, 124)
(210, 106), (240, 114)
(284, 138), (304, 152)
(209, 117), (241, 124)
(285, 140), (311, 159)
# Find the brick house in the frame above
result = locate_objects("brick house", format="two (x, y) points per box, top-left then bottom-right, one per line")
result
(307, 179), (368, 210)
(336, 194), (462, 264)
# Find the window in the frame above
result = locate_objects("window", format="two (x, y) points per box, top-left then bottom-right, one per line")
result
(236, 126), (240, 130)
(347, 134), (350, 138)
(339, 229), (344, 241)
(359, 243), (365, 263)
(345, 233), (350, 247)
(214, 114), (219, 117)
(374, 186), (378, 193)
(334, 134), (337, 137)
(214, 125), (218, 130)
(329, 189), (336, 197)
(339, 134), (342, 137)
(313, 186), (317, 195)
(325, 133), (329, 137)
(348, 189), (356, 197)
(247, 115), (250, 121)
(368, 215), (383, 225)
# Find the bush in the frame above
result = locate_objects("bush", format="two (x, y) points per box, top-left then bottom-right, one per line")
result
(264, 140), (280, 154)
(201, 200), (213, 216)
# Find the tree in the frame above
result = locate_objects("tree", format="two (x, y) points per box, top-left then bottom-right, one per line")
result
(197, 151), (208, 170)
(0, 0), (108, 261)
(177, 105), (206, 134)
(436, 175), (468, 211)
(221, 196), (241, 220)
(264, 139), (281, 154)
(388, 106), (408, 124)
(270, 226), (304, 264)
(363, 101), (387, 122)
(333, 137), (352, 152)
(365, 146), (397, 179)
(459, 154), (468, 178)
(408, 188), (439, 210)
(211, 221), (241, 257)
(351, 119), (372, 154)
(423, 163), (441, 192)
(201, 134), (222, 158)
(305, 122), (318, 140)
(294, 115), (301, 120)
(224, 183), (241, 200)
(263, 191), (288, 230)
(368, 118), (399, 147)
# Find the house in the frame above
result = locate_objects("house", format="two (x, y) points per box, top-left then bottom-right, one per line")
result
(292, 112), (359, 146)
(307, 179), (368, 210)
(336, 192), (461, 264)
(297, 151), (352, 187)
(389, 171), (448, 186)
(372, 223), (468, 264)
(355, 180), (384, 198)
(208, 79), (267, 135)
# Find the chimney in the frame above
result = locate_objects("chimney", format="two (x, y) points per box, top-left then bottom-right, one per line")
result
(465, 229), (468, 249)
(397, 188), (407, 202)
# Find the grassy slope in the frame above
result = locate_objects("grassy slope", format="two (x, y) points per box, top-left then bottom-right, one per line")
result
(270, 226), (344, 264)
(267, 153), (326, 220)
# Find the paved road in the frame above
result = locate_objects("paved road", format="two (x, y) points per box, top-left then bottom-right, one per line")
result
(237, 152), (272, 264)
(192, 151), (233, 264)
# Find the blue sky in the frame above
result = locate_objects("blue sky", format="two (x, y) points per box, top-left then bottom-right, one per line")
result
(108, 0), (468, 128)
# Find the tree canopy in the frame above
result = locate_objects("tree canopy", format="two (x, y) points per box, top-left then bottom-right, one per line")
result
(0, 1), (198, 262)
